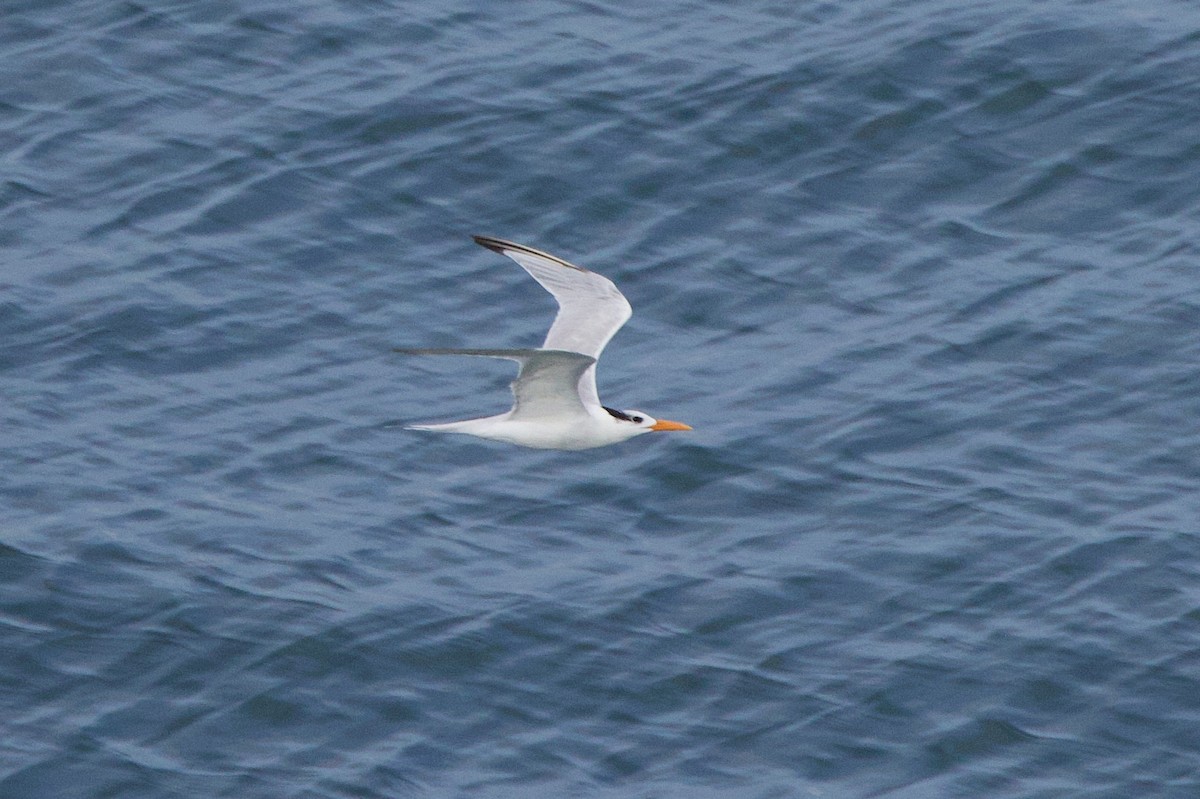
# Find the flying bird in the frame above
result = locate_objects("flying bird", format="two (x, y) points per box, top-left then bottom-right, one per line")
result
(395, 236), (691, 450)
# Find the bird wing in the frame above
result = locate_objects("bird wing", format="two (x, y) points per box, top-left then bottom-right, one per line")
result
(473, 236), (632, 407)
(394, 348), (597, 421)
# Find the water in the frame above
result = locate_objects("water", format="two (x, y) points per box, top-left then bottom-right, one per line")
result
(3, 0), (1200, 796)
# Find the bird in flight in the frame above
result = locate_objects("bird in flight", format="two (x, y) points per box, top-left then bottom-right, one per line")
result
(395, 235), (692, 450)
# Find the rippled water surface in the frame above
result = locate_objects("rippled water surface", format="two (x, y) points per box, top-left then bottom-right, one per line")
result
(4, 0), (1200, 796)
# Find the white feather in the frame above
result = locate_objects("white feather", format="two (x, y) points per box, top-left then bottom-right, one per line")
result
(394, 237), (689, 449)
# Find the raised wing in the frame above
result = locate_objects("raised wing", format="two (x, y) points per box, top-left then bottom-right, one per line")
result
(472, 236), (632, 358)
(393, 348), (596, 421)
(473, 236), (632, 408)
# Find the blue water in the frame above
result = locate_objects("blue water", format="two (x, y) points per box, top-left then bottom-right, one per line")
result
(4, 1), (1200, 796)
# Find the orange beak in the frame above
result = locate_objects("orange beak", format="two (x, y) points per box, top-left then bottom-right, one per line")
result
(650, 419), (692, 432)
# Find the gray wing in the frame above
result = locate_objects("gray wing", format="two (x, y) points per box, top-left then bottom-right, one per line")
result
(394, 348), (597, 420)
(473, 236), (632, 407)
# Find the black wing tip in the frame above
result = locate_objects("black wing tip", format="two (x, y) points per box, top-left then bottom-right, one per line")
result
(472, 235), (515, 254)
(471, 234), (588, 272)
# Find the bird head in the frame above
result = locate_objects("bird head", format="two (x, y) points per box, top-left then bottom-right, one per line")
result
(603, 406), (692, 437)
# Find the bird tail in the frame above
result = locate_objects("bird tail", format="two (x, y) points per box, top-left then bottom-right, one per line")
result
(394, 349), (531, 434)
(405, 420), (469, 432)
(393, 347), (545, 360)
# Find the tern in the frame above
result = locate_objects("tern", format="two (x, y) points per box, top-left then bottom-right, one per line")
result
(395, 235), (692, 450)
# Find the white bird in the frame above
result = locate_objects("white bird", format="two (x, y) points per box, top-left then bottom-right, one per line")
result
(395, 235), (691, 450)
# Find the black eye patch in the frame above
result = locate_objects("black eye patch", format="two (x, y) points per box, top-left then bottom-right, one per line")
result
(603, 406), (636, 422)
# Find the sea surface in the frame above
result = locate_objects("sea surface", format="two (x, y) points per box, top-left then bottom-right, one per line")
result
(3, 1), (1200, 797)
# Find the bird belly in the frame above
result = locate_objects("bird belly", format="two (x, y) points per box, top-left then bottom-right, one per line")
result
(480, 418), (617, 450)
(410, 414), (628, 450)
